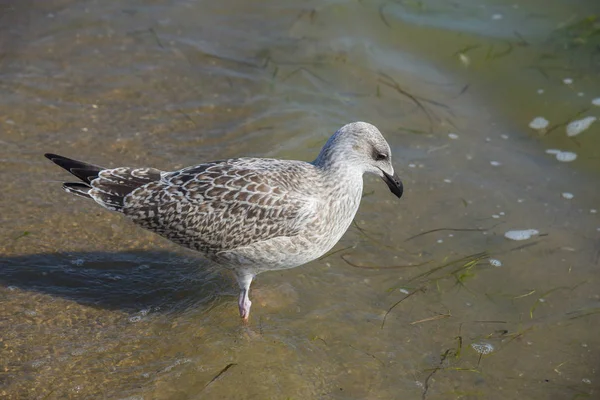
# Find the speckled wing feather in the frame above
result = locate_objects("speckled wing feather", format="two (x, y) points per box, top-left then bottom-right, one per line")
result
(121, 158), (319, 255)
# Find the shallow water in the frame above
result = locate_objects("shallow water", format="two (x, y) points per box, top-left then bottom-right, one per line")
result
(1, 0), (599, 398)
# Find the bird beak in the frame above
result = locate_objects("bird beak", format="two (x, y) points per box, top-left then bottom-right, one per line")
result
(381, 171), (403, 198)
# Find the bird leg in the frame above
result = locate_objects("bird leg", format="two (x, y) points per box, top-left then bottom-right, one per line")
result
(237, 274), (254, 321)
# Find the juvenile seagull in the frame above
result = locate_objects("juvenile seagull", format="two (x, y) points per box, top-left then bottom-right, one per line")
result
(45, 122), (403, 320)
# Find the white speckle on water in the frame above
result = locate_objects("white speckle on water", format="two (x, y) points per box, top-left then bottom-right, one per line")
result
(562, 192), (574, 200)
(471, 342), (494, 354)
(492, 13), (503, 20)
(504, 229), (539, 241)
(448, 133), (459, 140)
(577, 92), (584, 97)
(399, 288), (410, 295)
(408, 163), (416, 168)
(7, 286), (17, 291)
(566, 116), (596, 137)
(517, 199), (524, 203)
(492, 214), (500, 219)
(437, 239), (444, 243)
(466, 154), (473, 160)
(459, 53), (470, 67)
(129, 316), (142, 323)
(592, 97), (600, 106)
(582, 378), (592, 384)
(70, 258), (85, 266)
(563, 78), (573, 84)
(92, 104), (98, 109)
(545, 149), (561, 155)
(485, 137), (491, 142)
(539, 298), (546, 303)
(81, 127), (88, 132)
(490, 161), (501, 166)
(443, 179), (452, 183)
(529, 117), (549, 130)
(499, 211), (505, 216)
(591, 209), (597, 214)
(489, 258), (502, 267)
(537, 89), (544, 94)
(500, 134), (509, 139)
(448, 233), (454, 237)
(555, 151), (577, 162)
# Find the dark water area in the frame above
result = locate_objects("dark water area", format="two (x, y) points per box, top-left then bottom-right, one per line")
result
(1, 0), (599, 398)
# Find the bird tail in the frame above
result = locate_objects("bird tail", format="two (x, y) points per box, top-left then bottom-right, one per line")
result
(44, 153), (162, 212)
(44, 153), (104, 199)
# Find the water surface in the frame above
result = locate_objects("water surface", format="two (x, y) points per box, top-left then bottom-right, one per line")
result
(1, 0), (599, 398)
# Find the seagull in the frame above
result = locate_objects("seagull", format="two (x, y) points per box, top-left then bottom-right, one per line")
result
(44, 121), (403, 320)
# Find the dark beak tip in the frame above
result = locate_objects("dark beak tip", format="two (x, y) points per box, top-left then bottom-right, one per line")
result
(382, 171), (403, 199)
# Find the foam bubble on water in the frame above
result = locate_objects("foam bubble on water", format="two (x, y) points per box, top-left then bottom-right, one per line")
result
(492, 13), (503, 20)
(437, 239), (444, 243)
(492, 214), (500, 219)
(489, 259), (502, 267)
(591, 209), (597, 214)
(582, 378), (592, 384)
(471, 342), (494, 354)
(504, 229), (539, 241)
(448, 133), (459, 140)
(459, 53), (470, 67)
(545, 149), (561, 155)
(566, 116), (596, 137)
(529, 117), (549, 130)
(537, 89), (544, 94)
(399, 288), (410, 295)
(499, 211), (505, 216)
(563, 78), (573, 84)
(592, 98), (600, 106)
(562, 192), (574, 200)
(577, 92), (585, 97)
(408, 163), (416, 168)
(555, 151), (577, 162)
(7, 286), (17, 291)
(70, 258), (85, 266)
(490, 161), (501, 166)
(443, 179), (452, 183)
(500, 134), (509, 139)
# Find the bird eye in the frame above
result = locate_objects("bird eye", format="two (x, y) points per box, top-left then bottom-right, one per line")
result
(375, 153), (388, 161)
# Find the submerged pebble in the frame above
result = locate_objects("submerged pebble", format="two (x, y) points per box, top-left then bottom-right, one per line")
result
(489, 259), (502, 267)
(471, 342), (494, 354)
(529, 117), (549, 130)
(504, 229), (539, 241)
(566, 116), (597, 137)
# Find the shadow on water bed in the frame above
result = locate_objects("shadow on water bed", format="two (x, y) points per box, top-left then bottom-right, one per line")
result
(0, 251), (227, 313)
